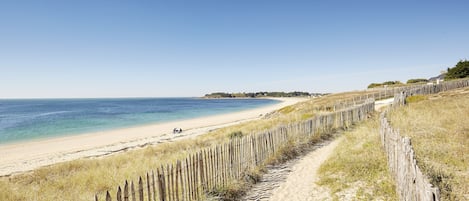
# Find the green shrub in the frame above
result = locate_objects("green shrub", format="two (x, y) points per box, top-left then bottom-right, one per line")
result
(446, 60), (469, 80)
(279, 106), (294, 114)
(367, 83), (382, 88)
(407, 78), (428, 84)
(405, 95), (427, 103)
(228, 131), (243, 139)
(368, 81), (403, 88)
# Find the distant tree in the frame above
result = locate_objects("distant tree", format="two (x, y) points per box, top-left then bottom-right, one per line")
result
(446, 60), (469, 79)
(231, 93), (247, 98)
(204, 92), (232, 98)
(204, 91), (313, 98)
(367, 83), (382, 88)
(367, 81), (402, 88)
(246, 93), (256, 98)
(407, 78), (428, 84)
(382, 81), (402, 85)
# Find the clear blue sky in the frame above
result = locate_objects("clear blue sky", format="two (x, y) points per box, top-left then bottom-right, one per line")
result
(1, 1), (468, 98)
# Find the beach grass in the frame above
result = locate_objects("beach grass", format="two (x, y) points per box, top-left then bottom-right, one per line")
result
(316, 115), (398, 200)
(317, 87), (469, 200)
(387, 87), (469, 200)
(0, 90), (376, 201)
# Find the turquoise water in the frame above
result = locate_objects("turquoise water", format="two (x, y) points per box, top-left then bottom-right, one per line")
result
(0, 98), (279, 144)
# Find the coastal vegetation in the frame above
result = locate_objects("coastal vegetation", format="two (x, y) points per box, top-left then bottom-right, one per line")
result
(0, 90), (368, 201)
(203, 91), (322, 98)
(367, 81), (403, 89)
(370, 78), (430, 88)
(317, 116), (397, 200)
(317, 86), (469, 200)
(388, 87), (469, 200)
(446, 60), (469, 80)
(406, 78), (428, 84)
(367, 59), (469, 88)
(1, 82), (467, 200)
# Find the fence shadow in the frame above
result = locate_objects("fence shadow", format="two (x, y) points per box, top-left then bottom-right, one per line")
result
(95, 100), (376, 201)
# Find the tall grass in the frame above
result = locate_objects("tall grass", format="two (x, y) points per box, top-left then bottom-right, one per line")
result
(388, 87), (469, 200)
(316, 116), (398, 200)
(0, 90), (374, 201)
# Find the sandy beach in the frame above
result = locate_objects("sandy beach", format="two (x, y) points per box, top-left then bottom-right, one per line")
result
(0, 97), (307, 176)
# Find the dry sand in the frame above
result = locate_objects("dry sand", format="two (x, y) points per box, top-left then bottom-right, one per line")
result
(375, 97), (394, 111)
(243, 97), (395, 200)
(269, 138), (341, 201)
(0, 98), (307, 176)
(242, 139), (338, 201)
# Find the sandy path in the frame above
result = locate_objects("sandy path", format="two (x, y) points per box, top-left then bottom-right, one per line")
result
(242, 139), (338, 201)
(375, 97), (394, 111)
(247, 137), (342, 201)
(268, 138), (340, 201)
(242, 98), (394, 200)
(0, 98), (307, 176)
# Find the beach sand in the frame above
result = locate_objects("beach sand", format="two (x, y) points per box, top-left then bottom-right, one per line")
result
(0, 97), (307, 176)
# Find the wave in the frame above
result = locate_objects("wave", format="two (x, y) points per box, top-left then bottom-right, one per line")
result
(35, 111), (72, 117)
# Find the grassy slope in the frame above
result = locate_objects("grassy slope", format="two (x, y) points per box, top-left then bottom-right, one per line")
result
(317, 87), (469, 200)
(316, 115), (398, 200)
(388, 87), (469, 200)
(0, 89), (383, 201)
(0, 91), (371, 201)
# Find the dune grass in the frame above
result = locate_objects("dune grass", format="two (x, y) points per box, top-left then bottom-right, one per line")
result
(388, 87), (469, 200)
(0, 102), (302, 200)
(316, 115), (398, 200)
(0, 90), (376, 201)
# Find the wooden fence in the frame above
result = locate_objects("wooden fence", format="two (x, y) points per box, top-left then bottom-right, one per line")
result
(332, 78), (469, 111)
(379, 78), (469, 201)
(380, 113), (440, 201)
(321, 83), (436, 112)
(393, 78), (469, 106)
(95, 100), (375, 201)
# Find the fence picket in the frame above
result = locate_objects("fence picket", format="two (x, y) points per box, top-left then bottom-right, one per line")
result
(151, 171), (156, 201)
(93, 80), (469, 201)
(184, 158), (190, 201)
(124, 181), (129, 201)
(131, 181), (136, 201)
(170, 164), (175, 201)
(192, 154), (198, 199)
(138, 177), (144, 201)
(117, 186), (122, 201)
(175, 161), (180, 201)
(106, 191), (111, 201)
(166, 164), (172, 201)
(156, 168), (164, 201)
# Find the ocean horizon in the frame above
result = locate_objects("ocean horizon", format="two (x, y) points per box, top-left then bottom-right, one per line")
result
(0, 98), (279, 145)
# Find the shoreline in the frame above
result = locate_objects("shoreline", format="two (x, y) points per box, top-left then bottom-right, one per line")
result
(0, 97), (281, 146)
(0, 97), (307, 176)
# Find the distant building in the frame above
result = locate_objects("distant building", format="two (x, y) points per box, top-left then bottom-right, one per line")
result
(429, 73), (446, 84)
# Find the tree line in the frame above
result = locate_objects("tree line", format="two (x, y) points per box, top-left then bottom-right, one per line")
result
(446, 60), (469, 80)
(204, 91), (324, 98)
(368, 60), (469, 89)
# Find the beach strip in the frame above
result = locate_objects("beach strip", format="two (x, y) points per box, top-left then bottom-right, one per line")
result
(0, 97), (307, 176)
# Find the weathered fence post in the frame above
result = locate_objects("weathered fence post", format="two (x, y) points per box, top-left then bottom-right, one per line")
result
(106, 191), (111, 201)
(124, 181), (129, 201)
(131, 181), (136, 201)
(156, 168), (165, 201)
(138, 177), (144, 201)
(117, 186), (122, 201)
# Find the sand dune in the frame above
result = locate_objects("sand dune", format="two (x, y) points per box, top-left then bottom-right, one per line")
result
(0, 98), (306, 176)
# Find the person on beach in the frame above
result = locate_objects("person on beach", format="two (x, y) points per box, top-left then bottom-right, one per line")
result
(173, 128), (182, 134)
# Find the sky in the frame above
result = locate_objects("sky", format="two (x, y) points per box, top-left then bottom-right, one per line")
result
(1, 1), (468, 98)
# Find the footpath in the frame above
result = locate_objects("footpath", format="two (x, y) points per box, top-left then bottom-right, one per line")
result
(242, 98), (394, 200)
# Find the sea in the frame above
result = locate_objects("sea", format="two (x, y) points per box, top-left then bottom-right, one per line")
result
(0, 98), (279, 145)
